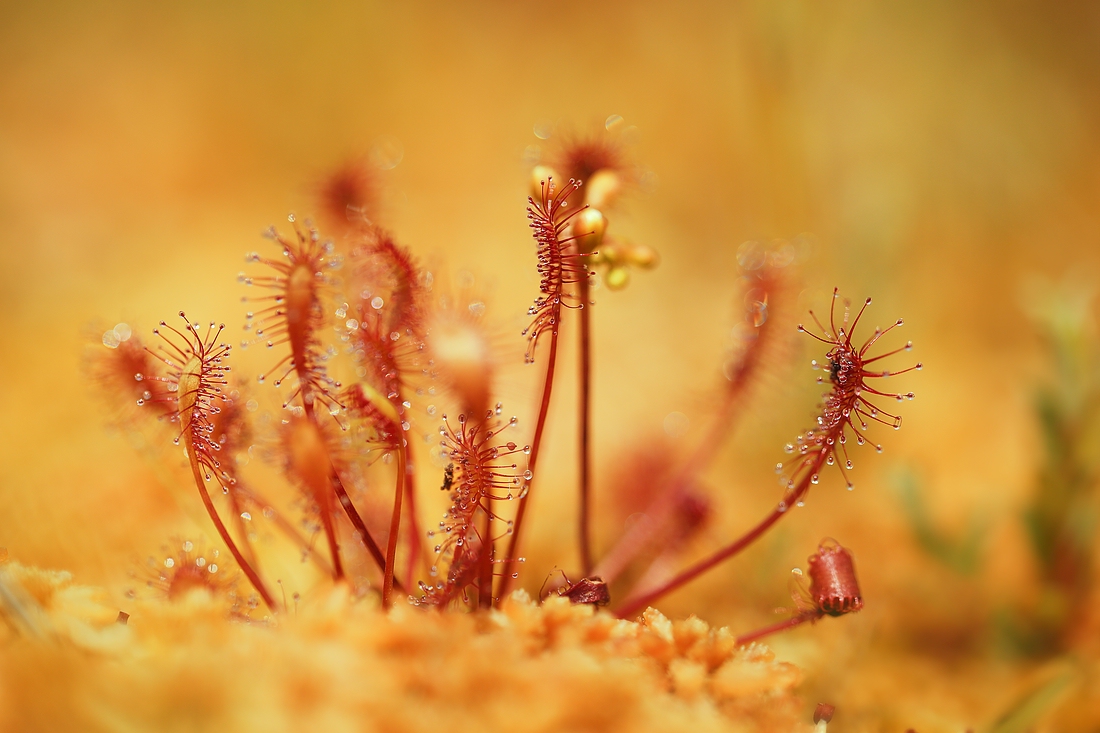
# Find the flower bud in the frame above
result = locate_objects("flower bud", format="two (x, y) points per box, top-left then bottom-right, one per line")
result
(604, 266), (631, 290)
(584, 169), (622, 209)
(572, 207), (607, 254)
(807, 539), (863, 616)
(626, 243), (659, 269)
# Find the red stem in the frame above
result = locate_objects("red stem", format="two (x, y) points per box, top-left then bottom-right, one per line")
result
(317, 484), (345, 580)
(733, 611), (823, 647)
(330, 469), (388, 575)
(382, 436), (407, 607)
(189, 459), (276, 611)
(578, 276), (594, 575)
(498, 328), (560, 599)
(615, 450), (826, 619)
(226, 485), (259, 571)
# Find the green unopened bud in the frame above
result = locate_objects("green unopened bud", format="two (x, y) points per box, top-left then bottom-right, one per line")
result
(595, 240), (626, 267)
(584, 169), (622, 209)
(626, 243), (660, 269)
(572, 207), (607, 254)
(605, 266), (631, 290)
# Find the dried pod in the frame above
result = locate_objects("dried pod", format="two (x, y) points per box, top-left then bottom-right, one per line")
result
(559, 576), (610, 607)
(806, 539), (863, 616)
(813, 703), (836, 724)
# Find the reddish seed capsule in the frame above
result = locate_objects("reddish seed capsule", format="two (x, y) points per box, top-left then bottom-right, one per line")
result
(541, 571), (611, 607)
(806, 539), (863, 616)
(559, 576), (611, 607)
(813, 703), (836, 724)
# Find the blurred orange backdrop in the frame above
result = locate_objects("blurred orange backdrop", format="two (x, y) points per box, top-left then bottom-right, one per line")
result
(2, 2), (1099, 730)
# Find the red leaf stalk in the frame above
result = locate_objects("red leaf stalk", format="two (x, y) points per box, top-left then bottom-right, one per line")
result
(578, 272), (594, 574)
(148, 313), (276, 612)
(571, 207), (607, 577)
(346, 229), (431, 585)
(382, 430), (407, 607)
(733, 613), (823, 647)
(616, 291), (919, 618)
(498, 178), (588, 599)
(595, 267), (786, 584)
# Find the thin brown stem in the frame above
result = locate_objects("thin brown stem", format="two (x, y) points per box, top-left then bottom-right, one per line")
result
(578, 275), (594, 575)
(734, 611), (822, 647)
(382, 436), (407, 607)
(330, 468), (387, 575)
(498, 328), (560, 600)
(614, 451), (826, 619)
(188, 457), (276, 612)
(317, 485), (345, 580)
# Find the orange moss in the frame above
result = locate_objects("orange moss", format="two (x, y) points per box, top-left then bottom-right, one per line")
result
(0, 559), (805, 733)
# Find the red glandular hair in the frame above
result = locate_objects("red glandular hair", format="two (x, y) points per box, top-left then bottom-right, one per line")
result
(522, 178), (589, 362)
(346, 226), (428, 415)
(778, 290), (922, 497)
(144, 313), (233, 485)
(94, 332), (179, 423)
(138, 540), (232, 603)
(316, 158), (378, 230)
(241, 217), (341, 414)
(414, 540), (482, 609)
(415, 411), (526, 606)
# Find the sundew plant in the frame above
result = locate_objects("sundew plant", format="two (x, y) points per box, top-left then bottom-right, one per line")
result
(77, 125), (919, 731)
(96, 126), (918, 623)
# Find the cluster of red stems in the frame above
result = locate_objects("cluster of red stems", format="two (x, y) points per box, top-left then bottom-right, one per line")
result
(98, 136), (919, 645)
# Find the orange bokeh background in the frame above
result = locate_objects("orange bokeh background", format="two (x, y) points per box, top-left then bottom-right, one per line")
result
(2, 2), (1098, 729)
